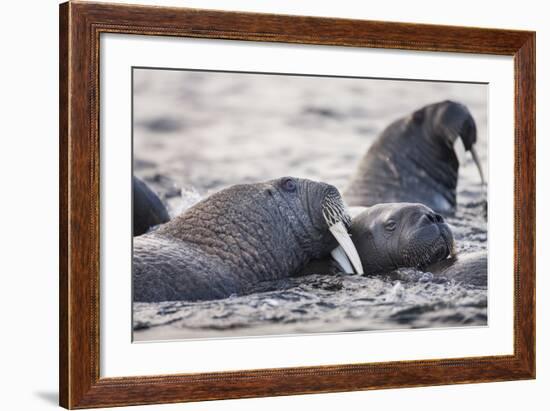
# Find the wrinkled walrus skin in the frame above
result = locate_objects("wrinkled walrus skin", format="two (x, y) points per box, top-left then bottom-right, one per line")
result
(345, 100), (480, 214)
(133, 177), (350, 302)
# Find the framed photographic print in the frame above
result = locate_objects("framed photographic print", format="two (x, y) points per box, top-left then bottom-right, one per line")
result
(59, 1), (535, 408)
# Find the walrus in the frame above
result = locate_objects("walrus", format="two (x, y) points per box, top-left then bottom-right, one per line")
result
(133, 177), (363, 302)
(302, 203), (455, 276)
(133, 176), (170, 236)
(345, 100), (485, 214)
(425, 250), (487, 287)
(304, 203), (486, 287)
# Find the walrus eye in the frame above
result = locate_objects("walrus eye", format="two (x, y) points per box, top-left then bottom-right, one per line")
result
(385, 220), (397, 231)
(281, 178), (297, 192)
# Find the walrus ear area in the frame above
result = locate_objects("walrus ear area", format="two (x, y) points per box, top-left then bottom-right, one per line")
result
(412, 108), (425, 124)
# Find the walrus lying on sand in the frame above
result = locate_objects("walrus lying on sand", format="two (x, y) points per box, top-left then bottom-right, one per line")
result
(345, 100), (485, 214)
(133, 177), (364, 302)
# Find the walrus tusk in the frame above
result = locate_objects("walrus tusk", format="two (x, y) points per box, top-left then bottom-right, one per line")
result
(328, 222), (364, 275)
(331, 245), (355, 274)
(469, 145), (486, 185)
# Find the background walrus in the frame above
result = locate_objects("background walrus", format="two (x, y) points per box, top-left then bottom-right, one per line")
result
(133, 176), (170, 236)
(345, 100), (485, 214)
(133, 177), (362, 302)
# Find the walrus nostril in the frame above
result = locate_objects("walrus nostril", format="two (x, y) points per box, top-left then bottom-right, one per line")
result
(426, 213), (435, 223)
(435, 214), (443, 223)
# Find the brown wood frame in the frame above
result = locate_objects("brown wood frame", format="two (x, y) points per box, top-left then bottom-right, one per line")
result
(59, 1), (536, 408)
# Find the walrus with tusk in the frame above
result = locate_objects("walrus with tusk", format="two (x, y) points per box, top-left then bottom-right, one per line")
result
(133, 177), (363, 302)
(344, 100), (485, 214)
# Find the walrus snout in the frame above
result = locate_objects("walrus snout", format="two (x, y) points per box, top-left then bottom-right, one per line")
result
(422, 224), (455, 267)
(390, 204), (455, 269)
(410, 212), (455, 266)
(321, 185), (352, 229)
(420, 211), (444, 226)
(415, 209), (454, 251)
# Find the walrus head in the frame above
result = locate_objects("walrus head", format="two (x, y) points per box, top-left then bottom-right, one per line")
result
(265, 177), (363, 274)
(345, 203), (454, 274)
(412, 100), (485, 184)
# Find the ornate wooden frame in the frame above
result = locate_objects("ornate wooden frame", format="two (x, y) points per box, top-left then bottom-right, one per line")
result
(59, 1), (535, 408)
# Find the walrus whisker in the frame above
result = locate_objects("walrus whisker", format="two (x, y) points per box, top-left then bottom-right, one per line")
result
(325, 199), (352, 228)
(469, 144), (486, 185)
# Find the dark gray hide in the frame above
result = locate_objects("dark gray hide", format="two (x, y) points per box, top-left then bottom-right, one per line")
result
(133, 177), (349, 302)
(345, 100), (479, 214)
(133, 176), (170, 236)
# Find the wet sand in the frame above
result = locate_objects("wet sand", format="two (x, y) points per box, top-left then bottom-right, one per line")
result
(132, 69), (488, 341)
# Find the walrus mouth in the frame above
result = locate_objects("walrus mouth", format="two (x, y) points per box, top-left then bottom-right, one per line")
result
(413, 226), (456, 270)
(322, 195), (364, 275)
